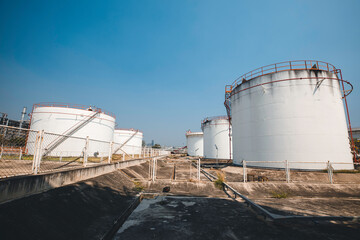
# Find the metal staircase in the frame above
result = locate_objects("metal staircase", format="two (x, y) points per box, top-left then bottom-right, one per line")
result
(113, 129), (139, 155)
(43, 111), (100, 157)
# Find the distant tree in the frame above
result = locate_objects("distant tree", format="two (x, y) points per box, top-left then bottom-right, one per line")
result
(152, 144), (161, 149)
(354, 138), (360, 154)
(142, 140), (146, 147)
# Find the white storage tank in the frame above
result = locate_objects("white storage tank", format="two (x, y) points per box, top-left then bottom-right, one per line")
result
(26, 103), (116, 157)
(229, 60), (354, 170)
(113, 129), (143, 155)
(202, 116), (232, 159)
(186, 131), (204, 157)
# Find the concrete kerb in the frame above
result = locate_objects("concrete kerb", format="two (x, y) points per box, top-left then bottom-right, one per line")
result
(0, 159), (147, 204)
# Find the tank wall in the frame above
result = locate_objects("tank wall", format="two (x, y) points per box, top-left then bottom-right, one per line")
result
(26, 107), (115, 157)
(203, 119), (232, 159)
(186, 134), (204, 157)
(231, 69), (353, 170)
(113, 130), (143, 155)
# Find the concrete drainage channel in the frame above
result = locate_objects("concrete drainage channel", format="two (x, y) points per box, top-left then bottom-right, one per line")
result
(100, 192), (159, 240)
(200, 167), (360, 222)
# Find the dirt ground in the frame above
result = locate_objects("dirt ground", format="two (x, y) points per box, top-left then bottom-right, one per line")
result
(0, 159), (96, 178)
(116, 158), (360, 218)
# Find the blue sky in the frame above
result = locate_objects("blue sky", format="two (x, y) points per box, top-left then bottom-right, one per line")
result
(0, 0), (359, 146)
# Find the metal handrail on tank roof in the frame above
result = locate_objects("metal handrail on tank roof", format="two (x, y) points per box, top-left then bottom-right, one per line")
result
(228, 60), (337, 89)
(115, 128), (143, 133)
(33, 102), (116, 119)
(185, 131), (203, 136)
(201, 115), (229, 124)
(201, 115), (229, 129)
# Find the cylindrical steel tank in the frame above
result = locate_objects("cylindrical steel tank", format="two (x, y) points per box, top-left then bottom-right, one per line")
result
(229, 60), (353, 170)
(26, 103), (116, 157)
(186, 131), (204, 157)
(113, 129), (143, 155)
(202, 116), (232, 159)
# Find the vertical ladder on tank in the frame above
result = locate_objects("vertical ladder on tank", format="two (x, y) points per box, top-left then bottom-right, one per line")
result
(334, 69), (357, 162)
(224, 85), (232, 162)
(113, 130), (139, 157)
(42, 111), (100, 157)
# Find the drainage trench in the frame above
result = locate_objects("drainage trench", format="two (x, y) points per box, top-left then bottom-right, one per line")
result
(101, 192), (159, 240)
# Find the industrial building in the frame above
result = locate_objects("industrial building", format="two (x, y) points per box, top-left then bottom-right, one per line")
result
(225, 60), (354, 170)
(0, 108), (29, 129)
(351, 128), (360, 140)
(185, 131), (204, 157)
(201, 116), (232, 160)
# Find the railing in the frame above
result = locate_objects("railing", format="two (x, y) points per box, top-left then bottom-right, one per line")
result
(230, 60), (337, 88)
(239, 160), (356, 184)
(201, 115), (230, 129)
(201, 115), (229, 124)
(33, 102), (116, 119)
(185, 131), (203, 136)
(0, 125), (170, 179)
(115, 128), (143, 133)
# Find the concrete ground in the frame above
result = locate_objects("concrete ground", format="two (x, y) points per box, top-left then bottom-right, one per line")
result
(1, 156), (360, 239)
(114, 195), (360, 240)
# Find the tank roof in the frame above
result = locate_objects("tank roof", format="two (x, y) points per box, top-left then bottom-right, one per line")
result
(115, 128), (143, 134)
(33, 102), (116, 119)
(201, 116), (229, 129)
(202, 116), (228, 124)
(185, 131), (203, 136)
(226, 60), (337, 92)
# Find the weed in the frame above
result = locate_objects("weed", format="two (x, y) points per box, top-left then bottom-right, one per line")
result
(133, 181), (144, 192)
(270, 191), (288, 199)
(214, 172), (225, 190)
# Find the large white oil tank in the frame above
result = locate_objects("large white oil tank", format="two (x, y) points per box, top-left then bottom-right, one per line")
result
(186, 131), (204, 157)
(202, 116), (232, 159)
(113, 129), (143, 155)
(229, 60), (354, 170)
(26, 103), (116, 157)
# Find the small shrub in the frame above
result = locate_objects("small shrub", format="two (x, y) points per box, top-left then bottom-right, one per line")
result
(271, 191), (288, 199)
(133, 181), (144, 192)
(214, 172), (225, 190)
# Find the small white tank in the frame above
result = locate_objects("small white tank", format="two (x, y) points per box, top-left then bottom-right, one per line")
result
(113, 129), (143, 155)
(186, 131), (204, 157)
(229, 61), (353, 170)
(202, 116), (232, 159)
(26, 103), (116, 157)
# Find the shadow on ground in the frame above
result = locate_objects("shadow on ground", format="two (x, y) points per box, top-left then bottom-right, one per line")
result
(0, 170), (137, 240)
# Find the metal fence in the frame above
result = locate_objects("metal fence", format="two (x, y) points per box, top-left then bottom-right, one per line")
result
(238, 160), (358, 184)
(148, 158), (201, 182)
(0, 125), (170, 179)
